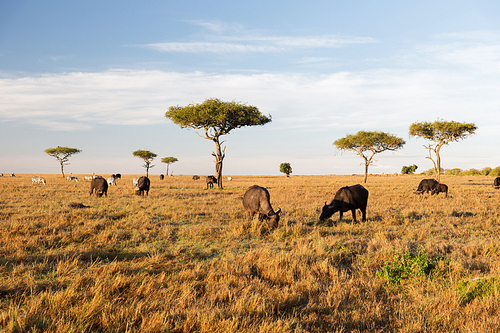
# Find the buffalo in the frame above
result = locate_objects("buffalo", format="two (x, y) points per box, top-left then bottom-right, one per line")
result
(135, 176), (150, 196)
(243, 185), (282, 229)
(319, 184), (369, 223)
(431, 183), (448, 197)
(159, 174), (165, 180)
(494, 177), (500, 189)
(414, 179), (439, 195)
(89, 177), (108, 197)
(206, 175), (217, 189)
(193, 175), (200, 180)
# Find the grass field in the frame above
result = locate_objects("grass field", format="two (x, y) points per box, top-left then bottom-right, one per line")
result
(1, 173), (500, 332)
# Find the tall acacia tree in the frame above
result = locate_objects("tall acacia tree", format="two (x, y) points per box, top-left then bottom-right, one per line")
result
(166, 98), (272, 189)
(45, 146), (82, 177)
(161, 156), (178, 176)
(133, 149), (157, 177)
(334, 131), (406, 183)
(409, 120), (477, 181)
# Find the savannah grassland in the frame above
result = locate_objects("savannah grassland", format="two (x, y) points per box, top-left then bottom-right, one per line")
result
(1, 173), (500, 332)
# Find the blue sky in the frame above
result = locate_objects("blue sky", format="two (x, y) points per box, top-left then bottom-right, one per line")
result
(1, 1), (499, 176)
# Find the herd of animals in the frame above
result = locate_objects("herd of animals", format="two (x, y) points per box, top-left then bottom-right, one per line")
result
(5, 173), (500, 228)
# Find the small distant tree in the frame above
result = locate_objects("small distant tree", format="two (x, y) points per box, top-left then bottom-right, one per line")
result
(45, 146), (82, 177)
(401, 164), (418, 174)
(161, 157), (178, 176)
(409, 120), (477, 182)
(133, 149), (157, 177)
(334, 131), (406, 183)
(166, 98), (272, 189)
(279, 162), (292, 177)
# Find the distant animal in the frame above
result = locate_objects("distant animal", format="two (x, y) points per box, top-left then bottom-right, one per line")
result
(159, 174), (164, 180)
(494, 177), (500, 189)
(84, 176), (93, 181)
(89, 177), (108, 197)
(113, 174), (121, 179)
(107, 176), (117, 186)
(242, 185), (282, 229)
(133, 178), (139, 187)
(31, 176), (46, 185)
(66, 176), (78, 182)
(414, 179), (439, 195)
(319, 184), (369, 223)
(206, 175), (217, 189)
(0, 173), (3, 177)
(10, 173), (15, 177)
(192, 175), (200, 180)
(227, 177), (233, 181)
(69, 202), (90, 209)
(135, 176), (150, 196)
(431, 183), (448, 197)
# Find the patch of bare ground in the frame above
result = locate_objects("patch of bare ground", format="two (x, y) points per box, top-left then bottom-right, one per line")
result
(0, 174), (500, 332)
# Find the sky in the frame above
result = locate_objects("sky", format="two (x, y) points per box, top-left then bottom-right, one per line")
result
(1, 0), (500, 176)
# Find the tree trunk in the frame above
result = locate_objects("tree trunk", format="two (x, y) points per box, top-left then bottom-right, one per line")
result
(213, 139), (226, 189)
(60, 161), (65, 178)
(166, 164), (170, 176)
(363, 162), (369, 183)
(146, 166), (149, 178)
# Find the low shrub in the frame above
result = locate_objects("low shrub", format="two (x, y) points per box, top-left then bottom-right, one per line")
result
(378, 249), (445, 285)
(458, 277), (499, 305)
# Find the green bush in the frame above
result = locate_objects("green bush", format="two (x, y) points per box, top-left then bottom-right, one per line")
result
(481, 167), (492, 176)
(378, 249), (445, 285)
(490, 167), (500, 177)
(401, 164), (418, 174)
(461, 168), (481, 176)
(445, 168), (462, 176)
(458, 277), (499, 304)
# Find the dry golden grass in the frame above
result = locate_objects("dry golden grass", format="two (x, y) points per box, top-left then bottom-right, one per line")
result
(1, 173), (500, 332)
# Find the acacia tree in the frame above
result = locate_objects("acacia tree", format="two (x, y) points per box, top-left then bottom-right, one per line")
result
(161, 157), (178, 176)
(166, 98), (272, 189)
(133, 149), (157, 177)
(409, 120), (477, 181)
(334, 131), (406, 183)
(45, 146), (82, 177)
(279, 162), (292, 177)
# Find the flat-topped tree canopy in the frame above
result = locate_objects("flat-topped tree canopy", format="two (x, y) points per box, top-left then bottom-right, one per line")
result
(45, 146), (82, 177)
(334, 131), (405, 183)
(166, 98), (272, 189)
(409, 119), (477, 181)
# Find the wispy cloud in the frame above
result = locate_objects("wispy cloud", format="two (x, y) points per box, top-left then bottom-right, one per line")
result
(139, 21), (376, 54)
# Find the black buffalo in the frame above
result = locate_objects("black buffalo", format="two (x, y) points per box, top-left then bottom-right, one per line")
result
(415, 179), (439, 195)
(159, 174), (165, 180)
(431, 183), (448, 197)
(242, 185), (282, 229)
(89, 177), (108, 197)
(206, 175), (217, 189)
(135, 176), (150, 196)
(319, 184), (369, 222)
(494, 177), (500, 189)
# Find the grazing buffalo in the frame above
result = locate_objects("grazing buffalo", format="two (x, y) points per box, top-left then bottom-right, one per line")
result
(193, 175), (200, 180)
(320, 184), (369, 223)
(431, 183), (448, 197)
(135, 176), (150, 196)
(494, 177), (500, 189)
(32, 176), (46, 185)
(107, 176), (117, 186)
(159, 174), (164, 180)
(206, 175), (217, 189)
(67, 176), (78, 182)
(89, 177), (108, 197)
(243, 185), (282, 229)
(414, 179), (438, 195)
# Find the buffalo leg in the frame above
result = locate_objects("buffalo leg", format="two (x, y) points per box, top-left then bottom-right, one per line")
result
(351, 209), (357, 222)
(361, 207), (366, 222)
(339, 211), (343, 221)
